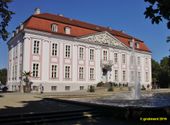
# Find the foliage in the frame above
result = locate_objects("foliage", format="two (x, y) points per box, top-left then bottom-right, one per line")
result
(0, 68), (7, 84)
(22, 71), (32, 92)
(152, 57), (170, 88)
(0, 0), (14, 41)
(88, 85), (95, 92)
(141, 85), (146, 90)
(159, 57), (170, 88)
(97, 81), (104, 87)
(152, 59), (160, 83)
(22, 71), (31, 82)
(144, 0), (170, 29)
(107, 87), (114, 92)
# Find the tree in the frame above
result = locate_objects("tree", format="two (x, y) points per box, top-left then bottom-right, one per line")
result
(0, 68), (7, 84)
(151, 59), (160, 87)
(0, 0), (14, 41)
(144, 0), (170, 29)
(159, 57), (170, 88)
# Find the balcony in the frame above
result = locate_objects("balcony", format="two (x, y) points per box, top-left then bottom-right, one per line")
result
(100, 60), (113, 68)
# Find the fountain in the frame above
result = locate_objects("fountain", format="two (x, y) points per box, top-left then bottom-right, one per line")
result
(68, 39), (170, 121)
(131, 38), (141, 100)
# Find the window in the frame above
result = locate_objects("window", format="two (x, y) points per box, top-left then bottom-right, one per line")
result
(65, 86), (70, 91)
(12, 65), (14, 80)
(135, 42), (139, 48)
(90, 49), (94, 60)
(32, 63), (39, 77)
(51, 24), (58, 32)
(80, 86), (84, 90)
(115, 70), (118, 81)
(64, 27), (71, 34)
(114, 53), (118, 63)
(51, 86), (57, 91)
(123, 71), (126, 81)
(138, 72), (141, 82)
(15, 45), (18, 58)
(33, 40), (40, 54)
(20, 43), (23, 55)
(103, 50), (107, 61)
(52, 43), (57, 56)
(145, 72), (149, 82)
(90, 68), (94, 80)
(19, 63), (22, 77)
(131, 71), (134, 82)
(130, 56), (134, 64)
(145, 58), (148, 65)
(51, 65), (57, 79)
(79, 67), (84, 80)
(79, 47), (84, 59)
(65, 66), (71, 79)
(65, 45), (71, 58)
(15, 65), (17, 80)
(129, 41), (133, 48)
(122, 54), (126, 64)
(33, 86), (38, 91)
(137, 57), (140, 65)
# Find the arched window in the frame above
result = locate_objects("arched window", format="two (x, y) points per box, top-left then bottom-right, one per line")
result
(51, 24), (58, 32)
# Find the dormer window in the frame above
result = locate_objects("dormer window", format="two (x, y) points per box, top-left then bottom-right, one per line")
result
(51, 24), (58, 32)
(64, 27), (71, 34)
(129, 41), (133, 48)
(135, 42), (140, 48)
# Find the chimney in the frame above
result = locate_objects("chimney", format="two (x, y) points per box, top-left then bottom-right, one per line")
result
(34, 8), (40, 15)
(59, 14), (64, 17)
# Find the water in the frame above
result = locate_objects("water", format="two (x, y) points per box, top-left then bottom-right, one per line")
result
(74, 92), (170, 108)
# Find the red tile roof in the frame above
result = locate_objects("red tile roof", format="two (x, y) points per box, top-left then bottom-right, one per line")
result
(24, 13), (151, 52)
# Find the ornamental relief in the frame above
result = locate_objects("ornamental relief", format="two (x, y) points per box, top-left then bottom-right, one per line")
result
(81, 32), (122, 47)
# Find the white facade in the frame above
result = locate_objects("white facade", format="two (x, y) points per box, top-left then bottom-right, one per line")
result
(7, 29), (152, 92)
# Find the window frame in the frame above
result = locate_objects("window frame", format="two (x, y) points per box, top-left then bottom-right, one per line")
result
(51, 64), (58, 79)
(64, 65), (71, 79)
(33, 40), (40, 54)
(32, 63), (39, 78)
(89, 49), (94, 61)
(65, 45), (71, 58)
(64, 27), (71, 34)
(51, 43), (58, 56)
(79, 47), (84, 60)
(79, 67), (84, 80)
(51, 24), (58, 32)
(89, 68), (95, 80)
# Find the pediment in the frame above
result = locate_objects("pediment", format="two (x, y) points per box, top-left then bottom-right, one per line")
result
(79, 31), (127, 48)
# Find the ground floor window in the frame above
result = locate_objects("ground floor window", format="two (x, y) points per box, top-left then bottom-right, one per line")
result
(80, 86), (84, 90)
(65, 66), (71, 79)
(65, 86), (70, 91)
(90, 68), (95, 80)
(79, 67), (84, 80)
(32, 86), (38, 91)
(51, 86), (57, 91)
(32, 63), (39, 77)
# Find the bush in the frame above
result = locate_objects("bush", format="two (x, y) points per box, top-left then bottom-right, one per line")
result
(2, 86), (8, 92)
(97, 81), (104, 87)
(141, 85), (146, 90)
(107, 86), (114, 92)
(147, 84), (150, 89)
(88, 85), (95, 92)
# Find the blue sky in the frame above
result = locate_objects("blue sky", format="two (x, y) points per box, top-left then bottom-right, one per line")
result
(0, 0), (169, 68)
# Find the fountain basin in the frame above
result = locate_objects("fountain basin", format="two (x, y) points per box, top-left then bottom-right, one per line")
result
(48, 92), (170, 122)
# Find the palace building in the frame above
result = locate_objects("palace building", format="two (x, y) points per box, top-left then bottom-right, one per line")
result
(7, 8), (152, 92)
